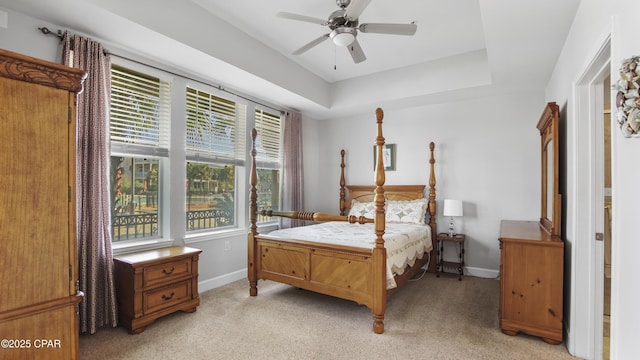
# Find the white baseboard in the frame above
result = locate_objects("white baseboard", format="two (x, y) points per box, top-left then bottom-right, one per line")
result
(198, 268), (247, 293)
(465, 266), (499, 279)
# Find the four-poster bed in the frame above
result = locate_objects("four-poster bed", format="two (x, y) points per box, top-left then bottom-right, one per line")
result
(247, 108), (437, 333)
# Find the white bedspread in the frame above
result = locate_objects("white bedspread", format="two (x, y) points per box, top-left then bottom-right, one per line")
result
(265, 222), (432, 289)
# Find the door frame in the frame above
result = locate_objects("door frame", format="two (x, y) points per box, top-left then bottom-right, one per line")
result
(572, 36), (610, 360)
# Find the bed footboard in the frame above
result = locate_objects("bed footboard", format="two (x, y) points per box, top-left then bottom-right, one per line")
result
(253, 236), (379, 307)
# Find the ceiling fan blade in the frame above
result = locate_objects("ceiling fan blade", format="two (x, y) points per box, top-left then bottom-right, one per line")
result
(344, 0), (372, 21)
(359, 23), (417, 36)
(292, 34), (330, 55)
(347, 38), (366, 63)
(277, 12), (327, 26)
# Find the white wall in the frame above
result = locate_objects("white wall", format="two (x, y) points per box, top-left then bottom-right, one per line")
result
(545, 0), (640, 358)
(303, 93), (544, 275)
(608, 1), (640, 358)
(0, 7), (59, 62)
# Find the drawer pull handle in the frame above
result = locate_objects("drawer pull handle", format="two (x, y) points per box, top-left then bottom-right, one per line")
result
(161, 292), (175, 301)
(162, 267), (175, 275)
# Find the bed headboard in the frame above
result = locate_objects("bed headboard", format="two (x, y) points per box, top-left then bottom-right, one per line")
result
(338, 142), (437, 223)
(338, 141), (438, 274)
(345, 185), (426, 207)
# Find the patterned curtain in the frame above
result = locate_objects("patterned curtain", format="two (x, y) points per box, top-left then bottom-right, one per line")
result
(281, 111), (304, 228)
(62, 32), (118, 334)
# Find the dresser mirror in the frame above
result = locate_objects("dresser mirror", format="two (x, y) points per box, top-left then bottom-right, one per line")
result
(537, 102), (561, 236)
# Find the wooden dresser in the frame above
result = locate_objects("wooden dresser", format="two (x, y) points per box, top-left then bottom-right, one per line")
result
(0, 49), (85, 360)
(113, 246), (202, 334)
(498, 220), (564, 344)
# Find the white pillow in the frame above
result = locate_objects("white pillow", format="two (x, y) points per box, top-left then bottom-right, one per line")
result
(385, 198), (428, 224)
(347, 199), (376, 218)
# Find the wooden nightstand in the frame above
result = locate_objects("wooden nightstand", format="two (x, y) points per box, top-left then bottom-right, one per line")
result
(113, 246), (202, 334)
(436, 233), (466, 280)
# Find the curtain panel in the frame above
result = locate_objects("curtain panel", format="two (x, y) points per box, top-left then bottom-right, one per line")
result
(281, 111), (304, 228)
(62, 32), (118, 334)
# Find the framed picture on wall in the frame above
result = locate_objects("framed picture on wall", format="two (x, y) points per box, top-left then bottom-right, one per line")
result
(373, 144), (396, 171)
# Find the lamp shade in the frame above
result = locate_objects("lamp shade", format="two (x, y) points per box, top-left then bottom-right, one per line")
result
(443, 199), (463, 217)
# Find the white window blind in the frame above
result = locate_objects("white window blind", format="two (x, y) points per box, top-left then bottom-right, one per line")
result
(254, 108), (282, 168)
(110, 64), (171, 156)
(186, 86), (246, 165)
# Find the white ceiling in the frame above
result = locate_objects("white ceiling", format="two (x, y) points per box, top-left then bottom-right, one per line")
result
(0, 0), (581, 120)
(192, 0), (488, 83)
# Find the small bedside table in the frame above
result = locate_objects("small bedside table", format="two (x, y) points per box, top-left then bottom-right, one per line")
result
(436, 233), (466, 280)
(113, 246), (202, 334)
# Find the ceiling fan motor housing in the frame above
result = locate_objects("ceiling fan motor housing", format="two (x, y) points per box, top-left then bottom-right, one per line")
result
(328, 9), (358, 29)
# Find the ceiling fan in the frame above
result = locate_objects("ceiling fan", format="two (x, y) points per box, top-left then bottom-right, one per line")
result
(277, 0), (417, 64)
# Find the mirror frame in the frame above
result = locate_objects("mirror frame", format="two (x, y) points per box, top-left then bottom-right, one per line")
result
(536, 102), (561, 236)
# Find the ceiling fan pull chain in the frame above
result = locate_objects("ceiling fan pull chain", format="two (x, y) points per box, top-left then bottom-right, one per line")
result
(334, 44), (337, 70)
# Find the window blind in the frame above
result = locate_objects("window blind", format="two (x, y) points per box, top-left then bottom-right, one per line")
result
(254, 108), (282, 168)
(110, 65), (171, 156)
(186, 86), (246, 166)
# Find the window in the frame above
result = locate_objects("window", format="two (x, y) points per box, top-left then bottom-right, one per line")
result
(107, 57), (284, 246)
(185, 85), (246, 232)
(111, 156), (160, 240)
(254, 108), (283, 222)
(185, 162), (235, 230)
(110, 64), (170, 242)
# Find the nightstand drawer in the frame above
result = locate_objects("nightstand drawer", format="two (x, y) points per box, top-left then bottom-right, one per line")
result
(143, 280), (191, 315)
(143, 258), (192, 288)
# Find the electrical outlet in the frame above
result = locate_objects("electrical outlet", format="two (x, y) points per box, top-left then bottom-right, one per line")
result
(224, 240), (230, 251)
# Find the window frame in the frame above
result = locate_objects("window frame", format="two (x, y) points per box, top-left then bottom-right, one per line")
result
(253, 106), (283, 225)
(109, 58), (173, 249)
(184, 81), (248, 234)
(107, 56), (285, 252)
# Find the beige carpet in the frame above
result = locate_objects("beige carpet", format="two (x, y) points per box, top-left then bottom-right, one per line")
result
(80, 272), (577, 359)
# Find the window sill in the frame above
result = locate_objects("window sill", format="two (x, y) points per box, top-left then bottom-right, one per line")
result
(112, 238), (175, 256)
(182, 223), (280, 245)
(184, 228), (247, 245)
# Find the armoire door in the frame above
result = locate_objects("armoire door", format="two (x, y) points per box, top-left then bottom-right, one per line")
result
(0, 48), (85, 360)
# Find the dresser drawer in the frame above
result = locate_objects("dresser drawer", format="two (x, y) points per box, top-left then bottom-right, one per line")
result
(143, 258), (192, 288)
(143, 280), (192, 315)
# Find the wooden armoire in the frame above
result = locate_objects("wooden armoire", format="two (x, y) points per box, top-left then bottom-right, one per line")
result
(0, 49), (85, 359)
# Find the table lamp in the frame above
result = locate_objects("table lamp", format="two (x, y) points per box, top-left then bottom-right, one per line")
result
(443, 199), (463, 237)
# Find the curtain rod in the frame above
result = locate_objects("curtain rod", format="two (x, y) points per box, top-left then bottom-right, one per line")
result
(38, 26), (63, 39)
(38, 26), (286, 115)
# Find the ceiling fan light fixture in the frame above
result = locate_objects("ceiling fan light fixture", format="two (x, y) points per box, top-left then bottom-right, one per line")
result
(330, 28), (355, 47)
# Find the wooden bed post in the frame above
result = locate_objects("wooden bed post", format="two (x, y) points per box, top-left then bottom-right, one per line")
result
(372, 107), (387, 334)
(248, 128), (258, 296)
(428, 142), (437, 272)
(339, 149), (346, 215)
